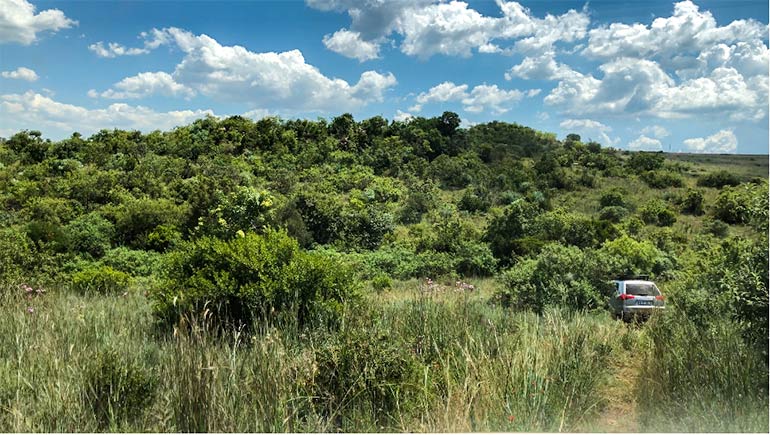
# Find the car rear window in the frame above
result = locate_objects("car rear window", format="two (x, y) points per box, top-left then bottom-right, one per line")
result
(626, 283), (661, 296)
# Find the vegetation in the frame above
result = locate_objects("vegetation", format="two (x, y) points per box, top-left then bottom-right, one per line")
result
(0, 113), (767, 431)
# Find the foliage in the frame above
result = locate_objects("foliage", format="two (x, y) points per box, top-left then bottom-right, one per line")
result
(697, 170), (741, 188)
(64, 212), (114, 258)
(152, 229), (359, 329)
(72, 265), (133, 294)
(639, 199), (677, 226)
(640, 170), (684, 188)
(712, 181), (768, 226)
(83, 348), (157, 429)
(626, 152), (665, 172)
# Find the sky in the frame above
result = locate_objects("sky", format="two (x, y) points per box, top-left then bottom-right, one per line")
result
(0, 0), (768, 154)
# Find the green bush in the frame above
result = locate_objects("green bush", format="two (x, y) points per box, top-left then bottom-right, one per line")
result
(597, 235), (668, 278)
(713, 182), (767, 226)
(64, 212), (114, 258)
(599, 188), (627, 208)
(497, 244), (605, 313)
(639, 199), (677, 226)
(152, 229), (359, 330)
(72, 265), (133, 294)
(641, 170), (684, 188)
(599, 206), (628, 223)
(626, 152), (664, 172)
(697, 170), (741, 188)
(702, 218), (729, 237)
(100, 247), (163, 277)
(83, 349), (157, 429)
(679, 188), (705, 215)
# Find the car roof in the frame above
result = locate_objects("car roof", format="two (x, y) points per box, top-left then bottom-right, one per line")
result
(613, 280), (656, 285)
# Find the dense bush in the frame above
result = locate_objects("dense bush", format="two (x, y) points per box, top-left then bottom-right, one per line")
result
(639, 199), (677, 226)
(626, 152), (665, 172)
(152, 230), (359, 329)
(679, 188), (705, 215)
(72, 265), (133, 294)
(497, 244), (607, 313)
(641, 170), (685, 188)
(697, 170), (741, 188)
(599, 206), (628, 223)
(64, 212), (114, 258)
(712, 182), (768, 226)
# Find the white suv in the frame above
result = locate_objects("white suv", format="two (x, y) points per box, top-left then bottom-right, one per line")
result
(609, 279), (665, 322)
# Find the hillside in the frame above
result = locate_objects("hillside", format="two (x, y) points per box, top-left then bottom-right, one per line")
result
(0, 113), (767, 432)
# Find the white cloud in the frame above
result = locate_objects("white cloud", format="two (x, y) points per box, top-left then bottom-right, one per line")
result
(88, 29), (171, 58)
(559, 118), (617, 146)
(91, 72), (195, 99)
(414, 81), (525, 114)
(93, 27), (397, 112)
(1, 66), (37, 81)
(583, 1), (767, 65)
(628, 135), (663, 151)
(0, 91), (215, 137)
(415, 81), (469, 104)
(544, 57), (767, 121)
(641, 125), (670, 138)
(683, 129), (737, 153)
(462, 84), (524, 114)
(393, 109), (414, 122)
(89, 41), (149, 58)
(309, 0), (590, 59)
(0, 0), (77, 45)
(322, 29), (381, 61)
(505, 52), (580, 80)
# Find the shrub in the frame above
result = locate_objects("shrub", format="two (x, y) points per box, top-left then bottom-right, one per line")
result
(713, 182), (767, 226)
(100, 247), (163, 277)
(599, 206), (628, 223)
(370, 274), (392, 292)
(697, 170), (741, 188)
(457, 185), (491, 212)
(639, 199), (677, 226)
(497, 244), (605, 313)
(83, 349), (157, 429)
(152, 229), (358, 330)
(72, 265), (133, 294)
(626, 152), (664, 172)
(679, 188), (705, 215)
(597, 235), (668, 278)
(641, 170), (684, 188)
(484, 199), (541, 266)
(702, 218), (729, 237)
(599, 188), (627, 208)
(64, 212), (114, 258)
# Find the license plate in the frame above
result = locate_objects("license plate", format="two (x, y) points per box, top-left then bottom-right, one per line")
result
(637, 300), (653, 306)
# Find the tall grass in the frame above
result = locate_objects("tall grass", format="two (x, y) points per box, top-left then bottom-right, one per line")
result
(1, 280), (767, 432)
(636, 310), (769, 432)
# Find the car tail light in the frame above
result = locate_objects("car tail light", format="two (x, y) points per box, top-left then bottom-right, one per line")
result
(619, 294), (635, 300)
(656, 295), (665, 300)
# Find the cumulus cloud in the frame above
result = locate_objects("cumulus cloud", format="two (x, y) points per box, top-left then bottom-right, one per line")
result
(90, 72), (195, 99)
(544, 57), (767, 121)
(0, 91), (216, 137)
(1, 66), (38, 81)
(322, 29), (381, 61)
(583, 1), (767, 67)
(628, 135), (663, 151)
(308, 0), (589, 59)
(505, 52), (580, 80)
(93, 27), (397, 112)
(683, 129), (737, 153)
(559, 118), (618, 146)
(0, 0), (77, 45)
(89, 29), (171, 57)
(414, 81), (526, 114)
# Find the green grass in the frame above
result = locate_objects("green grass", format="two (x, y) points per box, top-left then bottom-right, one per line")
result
(1, 279), (766, 432)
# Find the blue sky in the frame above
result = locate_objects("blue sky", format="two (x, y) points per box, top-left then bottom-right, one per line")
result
(0, 0), (767, 154)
